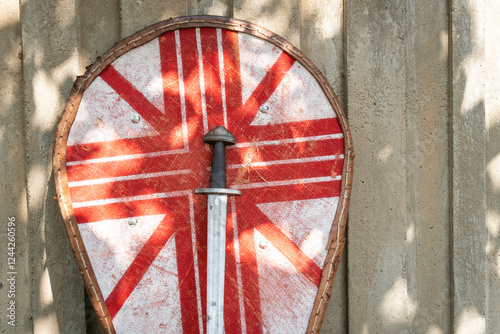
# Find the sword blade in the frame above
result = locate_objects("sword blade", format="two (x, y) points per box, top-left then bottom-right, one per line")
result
(206, 193), (228, 334)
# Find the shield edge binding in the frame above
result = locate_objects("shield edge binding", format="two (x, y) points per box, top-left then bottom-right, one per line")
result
(52, 15), (354, 334)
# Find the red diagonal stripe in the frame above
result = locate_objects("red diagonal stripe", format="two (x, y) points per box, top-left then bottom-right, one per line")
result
(257, 222), (322, 287)
(100, 65), (172, 135)
(242, 209), (322, 287)
(106, 211), (176, 319)
(230, 52), (295, 131)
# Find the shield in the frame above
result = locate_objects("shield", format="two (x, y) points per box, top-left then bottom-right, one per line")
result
(53, 16), (353, 334)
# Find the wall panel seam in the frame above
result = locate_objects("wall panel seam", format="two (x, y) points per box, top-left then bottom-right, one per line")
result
(447, 0), (455, 331)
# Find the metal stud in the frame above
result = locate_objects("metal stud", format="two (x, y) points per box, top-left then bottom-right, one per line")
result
(131, 114), (141, 123)
(259, 240), (269, 249)
(128, 218), (138, 226)
(259, 105), (269, 113)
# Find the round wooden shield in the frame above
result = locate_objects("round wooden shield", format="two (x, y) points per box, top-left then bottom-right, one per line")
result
(53, 16), (353, 334)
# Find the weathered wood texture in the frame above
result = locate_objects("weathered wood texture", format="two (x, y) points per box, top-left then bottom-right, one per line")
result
(405, 1), (451, 332)
(19, 0), (86, 332)
(346, 2), (411, 332)
(451, 0), (499, 333)
(0, 1), (31, 333)
(348, 1), (451, 333)
(485, 1), (500, 331)
(0, 0), (499, 333)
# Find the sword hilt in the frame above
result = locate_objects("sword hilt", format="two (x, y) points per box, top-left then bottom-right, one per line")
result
(204, 126), (236, 189)
(195, 126), (242, 196)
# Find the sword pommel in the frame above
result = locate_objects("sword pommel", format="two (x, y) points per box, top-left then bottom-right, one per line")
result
(203, 125), (237, 145)
(195, 126), (242, 196)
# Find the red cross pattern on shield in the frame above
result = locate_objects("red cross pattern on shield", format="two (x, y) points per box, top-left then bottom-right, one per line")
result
(54, 16), (353, 334)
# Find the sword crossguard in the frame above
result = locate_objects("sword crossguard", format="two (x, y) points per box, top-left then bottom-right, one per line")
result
(195, 126), (242, 196)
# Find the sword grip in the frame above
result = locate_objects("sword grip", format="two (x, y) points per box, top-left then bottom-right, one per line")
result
(210, 141), (227, 188)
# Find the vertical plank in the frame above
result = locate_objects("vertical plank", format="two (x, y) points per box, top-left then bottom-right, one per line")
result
(187, 0), (233, 16)
(450, 0), (488, 333)
(299, 1), (347, 333)
(300, 0), (344, 105)
(346, 1), (410, 333)
(233, 0), (300, 48)
(0, 0), (31, 331)
(120, 0), (187, 38)
(485, 1), (500, 332)
(76, 0), (121, 67)
(19, 0), (86, 332)
(404, 0), (451, 333)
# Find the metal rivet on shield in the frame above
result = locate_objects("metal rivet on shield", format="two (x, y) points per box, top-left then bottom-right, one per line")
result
(131, 114), (141, 123)
(259, 105), (269, 113)
(259, 241), (269, 249)
(128, 218), (138, 226)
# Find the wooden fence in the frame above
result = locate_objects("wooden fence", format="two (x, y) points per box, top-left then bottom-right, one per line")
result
(0, 0), (499, 333)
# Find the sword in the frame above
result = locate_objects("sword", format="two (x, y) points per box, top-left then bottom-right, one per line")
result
(195, 126), (241, 333)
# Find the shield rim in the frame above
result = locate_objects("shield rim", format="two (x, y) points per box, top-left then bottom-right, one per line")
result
(53, 15), (354, 334)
